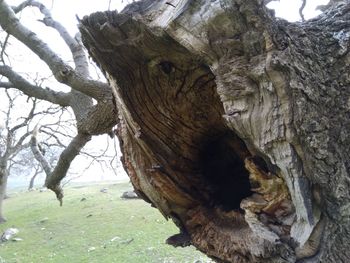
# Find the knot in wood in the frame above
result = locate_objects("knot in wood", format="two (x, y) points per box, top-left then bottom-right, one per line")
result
(159, 61), (174, 74)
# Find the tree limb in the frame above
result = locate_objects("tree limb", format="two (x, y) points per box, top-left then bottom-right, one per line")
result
(39, 129), (66, 148)
(0, 81), (12, 88)
(14, 0), (90, 76)
(0, 0), (119, 206)
(28, 163), (42, 190)
(9, 96), (36, 134)
(11, 0), (32, 13)
(0, 0), (111, 101)
(30, 125), (52, 178)
(0, 65), (71, 106)
(9, 141), (30, 157)
(0, 33), (9, 63)
(299, 0), (306, 21)
(46, 132), (91, 205)
(31, 126), (92, 205)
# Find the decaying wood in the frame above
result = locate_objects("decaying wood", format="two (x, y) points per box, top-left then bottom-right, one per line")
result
(80, 0), (350, 262)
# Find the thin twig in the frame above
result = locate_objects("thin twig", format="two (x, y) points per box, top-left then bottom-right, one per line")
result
(299, 0), (306, 22)
(0, 33), (10, 63)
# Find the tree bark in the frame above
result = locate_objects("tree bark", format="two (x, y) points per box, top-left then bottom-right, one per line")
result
(0, 159), (9, 223)
(28, 172), (37, 191)
(0, 0), (120, 203)
(80, 1), (350, 262)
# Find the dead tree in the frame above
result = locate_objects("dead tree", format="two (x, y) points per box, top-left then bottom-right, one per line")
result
(79, 0), (350, 262)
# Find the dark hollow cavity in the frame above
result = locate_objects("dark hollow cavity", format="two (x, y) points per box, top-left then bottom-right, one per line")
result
(199, 131), (253, 211)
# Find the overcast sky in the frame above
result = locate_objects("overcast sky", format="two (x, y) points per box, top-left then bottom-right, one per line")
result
(268, 0), (329, 21)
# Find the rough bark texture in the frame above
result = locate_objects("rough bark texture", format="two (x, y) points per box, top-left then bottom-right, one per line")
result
(80, 1), (350, 262)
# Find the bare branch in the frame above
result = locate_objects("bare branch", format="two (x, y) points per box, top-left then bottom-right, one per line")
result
(34, 104), (64, 117)
(299, 0), (306, 22)
(9, 97), (36, 134)
(28, 163), (42, 190)
(0, 81), (12, 88)
(32, 125), (92, 204)
(16, 1), (90, 76)
(11, 0), (32, 13)
(2, 91), (46, 161)
(61, 173), (83, 188)
(0, 33), (9, 63)
(30, 125), (52, 178)
(0, 0), (119, 206)
(40, 123), (75, 140)
(45, 132), (91, 205)
(4, 90), (14, 154)
(110, 136), (119, 177)
(0, 65), (71, 106)
(39, 129), (67, 148)
(10, 140), (30, 157)
(5, 97), (36, 156)
(0, 0), (111, 101)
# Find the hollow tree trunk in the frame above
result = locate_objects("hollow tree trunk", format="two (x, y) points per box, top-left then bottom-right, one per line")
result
(80, 1), (350, 262)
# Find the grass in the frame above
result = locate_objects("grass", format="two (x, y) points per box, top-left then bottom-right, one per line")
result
(0, 181), (211, 263)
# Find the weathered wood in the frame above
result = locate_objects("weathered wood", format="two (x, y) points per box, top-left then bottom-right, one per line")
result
(80, 1), (350, 262)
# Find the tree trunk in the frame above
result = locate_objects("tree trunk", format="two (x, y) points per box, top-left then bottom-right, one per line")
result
(28, 172), (37, 191)
(80, 1), (350, 262)
(0, 161), (9, 223)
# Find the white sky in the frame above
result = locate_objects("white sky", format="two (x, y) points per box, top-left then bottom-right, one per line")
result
(267, 0), (329, 21)
(4, 0), (329, 188)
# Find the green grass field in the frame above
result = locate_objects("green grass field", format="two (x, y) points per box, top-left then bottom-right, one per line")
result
(0, 181), (211, 263)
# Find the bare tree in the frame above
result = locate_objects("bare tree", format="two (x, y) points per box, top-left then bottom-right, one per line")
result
(27, 163), (42, 190)
(0, 0), (118, 203)
(8, 147), (43, 190)
(11, 138), (62, 191)
(0, 90), (41, 222)
(78, 0), (350, 262)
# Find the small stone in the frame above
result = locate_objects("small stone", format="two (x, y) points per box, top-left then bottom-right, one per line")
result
(110, 236), (121, 242)
(121, 191), (139, 199)
(1, 228), (19, 242)
(100, 188), (108, 193)
(40, 217), (49, 223)
(88, 247), (96, 252)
